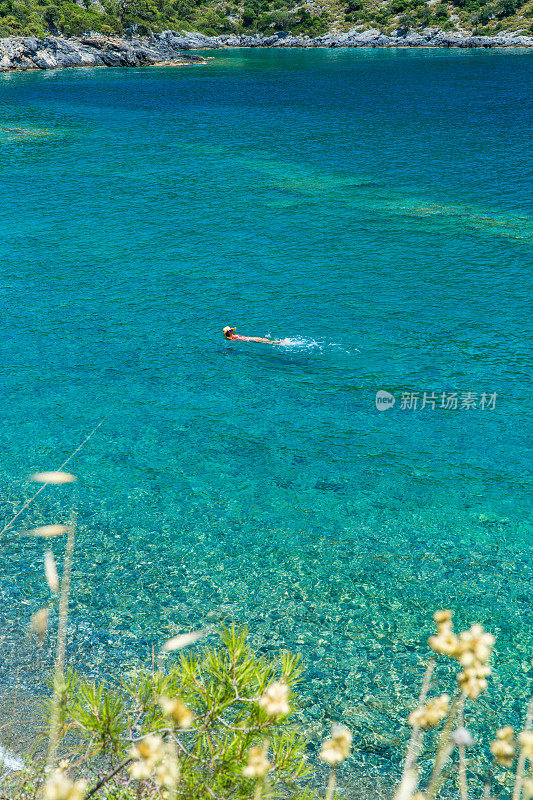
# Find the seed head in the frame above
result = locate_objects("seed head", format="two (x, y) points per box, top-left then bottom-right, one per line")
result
(258, 682), (290, 718)
(491, 735), (515, 767)
(408, 695), (450, 730)
(28, 525), (70, 538)
(31, 471), (76, 485)
(434, 610), (452, 625)
(519, 731), (533, 760)
(30, 608), (49, 643)
(128, 760), (153, 780)
(319, 725), (353, 765)
(155, 756), (179, 789)
(457, 663), (491, 699)
(128, 734), (164, 778)
(44, 551), (60, 593)
(242, 746), (270, 778)
(161, 629), (206, 652)
(456, 624), (495, 667)
(523, 777), (533, 799)
(159, 696), (194, 728)
(43, 769), (87, 800)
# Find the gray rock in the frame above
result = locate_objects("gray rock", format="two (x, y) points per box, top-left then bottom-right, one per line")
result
(1, 26), (532, 73)
(31, 51), (59, 69)
(0, 34), (209, 73)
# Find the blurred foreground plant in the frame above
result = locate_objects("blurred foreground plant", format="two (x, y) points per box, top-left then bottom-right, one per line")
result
(394, 609), (533, 800)
(44, 625), (316, 800)
(2, 463), (533, 800)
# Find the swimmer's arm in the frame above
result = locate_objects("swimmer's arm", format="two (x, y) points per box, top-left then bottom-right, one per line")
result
(230, 336), (280, 344)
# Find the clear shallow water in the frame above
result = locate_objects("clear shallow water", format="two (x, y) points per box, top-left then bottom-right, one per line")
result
(0, 48), (532, 785)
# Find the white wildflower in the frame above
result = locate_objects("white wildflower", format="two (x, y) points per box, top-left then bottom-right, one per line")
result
(258, 681), (290, 717)
(519, 731), (533, 760)
(319, 725), (353, 765)
(155, 756), (179, 788)
(159, 696), (194, 728)
(453, 727), (475, 747)
(408, 694), (450, 730)
(31, 471), (76, 484)
(43, 769), (87, 800)
(44, 550), (60, 593)
(242, 746), (270, 778)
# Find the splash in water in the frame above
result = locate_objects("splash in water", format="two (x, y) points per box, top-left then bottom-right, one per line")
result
(0, 745), (24, 771)
(275, 337), (358, 354)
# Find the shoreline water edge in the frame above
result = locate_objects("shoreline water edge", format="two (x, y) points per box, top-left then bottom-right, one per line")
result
(1, 27), (532, 73)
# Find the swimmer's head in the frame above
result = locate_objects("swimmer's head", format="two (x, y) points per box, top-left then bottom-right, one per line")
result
(223, 326), (236, 339)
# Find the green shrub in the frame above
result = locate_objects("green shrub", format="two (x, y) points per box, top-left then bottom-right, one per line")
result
(434, 2), (449, 19)
(265, 7), (291, 28)
(398, 10), (415, 26)
(0, 0), (526, 38)
(241, 5), (257, 25)
(472, 3), (495, 22)
(196, 6), (223, 28)
(415, 4), (431, 24)
(494, 0), (518, 15)
(390, 0), (410, 13)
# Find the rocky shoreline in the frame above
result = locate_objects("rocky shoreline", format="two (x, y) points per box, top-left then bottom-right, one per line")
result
(1, 27), (532, 73)
(0, 34), (208, 73)
(168, 27), (533, 49)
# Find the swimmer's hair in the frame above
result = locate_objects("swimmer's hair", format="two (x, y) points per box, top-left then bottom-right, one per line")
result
(223, 326), (236, 339)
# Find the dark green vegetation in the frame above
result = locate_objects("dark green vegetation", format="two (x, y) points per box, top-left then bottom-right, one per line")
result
(0, 0), (532, 40)
(0, 0), (333, 38)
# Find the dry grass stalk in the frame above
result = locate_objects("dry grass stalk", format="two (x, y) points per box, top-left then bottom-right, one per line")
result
(396, 660), (434, 792)
(425, 691), (462, 800)
(324, 768), (337, 800)
(512, 696), (533, 800)
(45, 512), (77, 777)
(457, 699), (469, 800)
(0, 418), (104, 537)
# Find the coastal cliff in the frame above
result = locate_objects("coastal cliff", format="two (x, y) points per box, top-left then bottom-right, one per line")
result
(1, 27), (532, 73)
(157, 27), (533, 47)
(0, 34), (207, 72)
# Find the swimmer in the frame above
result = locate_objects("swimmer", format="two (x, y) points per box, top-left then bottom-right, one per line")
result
(223, 326), (280, 345)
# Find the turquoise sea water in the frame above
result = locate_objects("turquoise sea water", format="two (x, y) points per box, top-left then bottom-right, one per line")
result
(0, 48), (532, 785)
